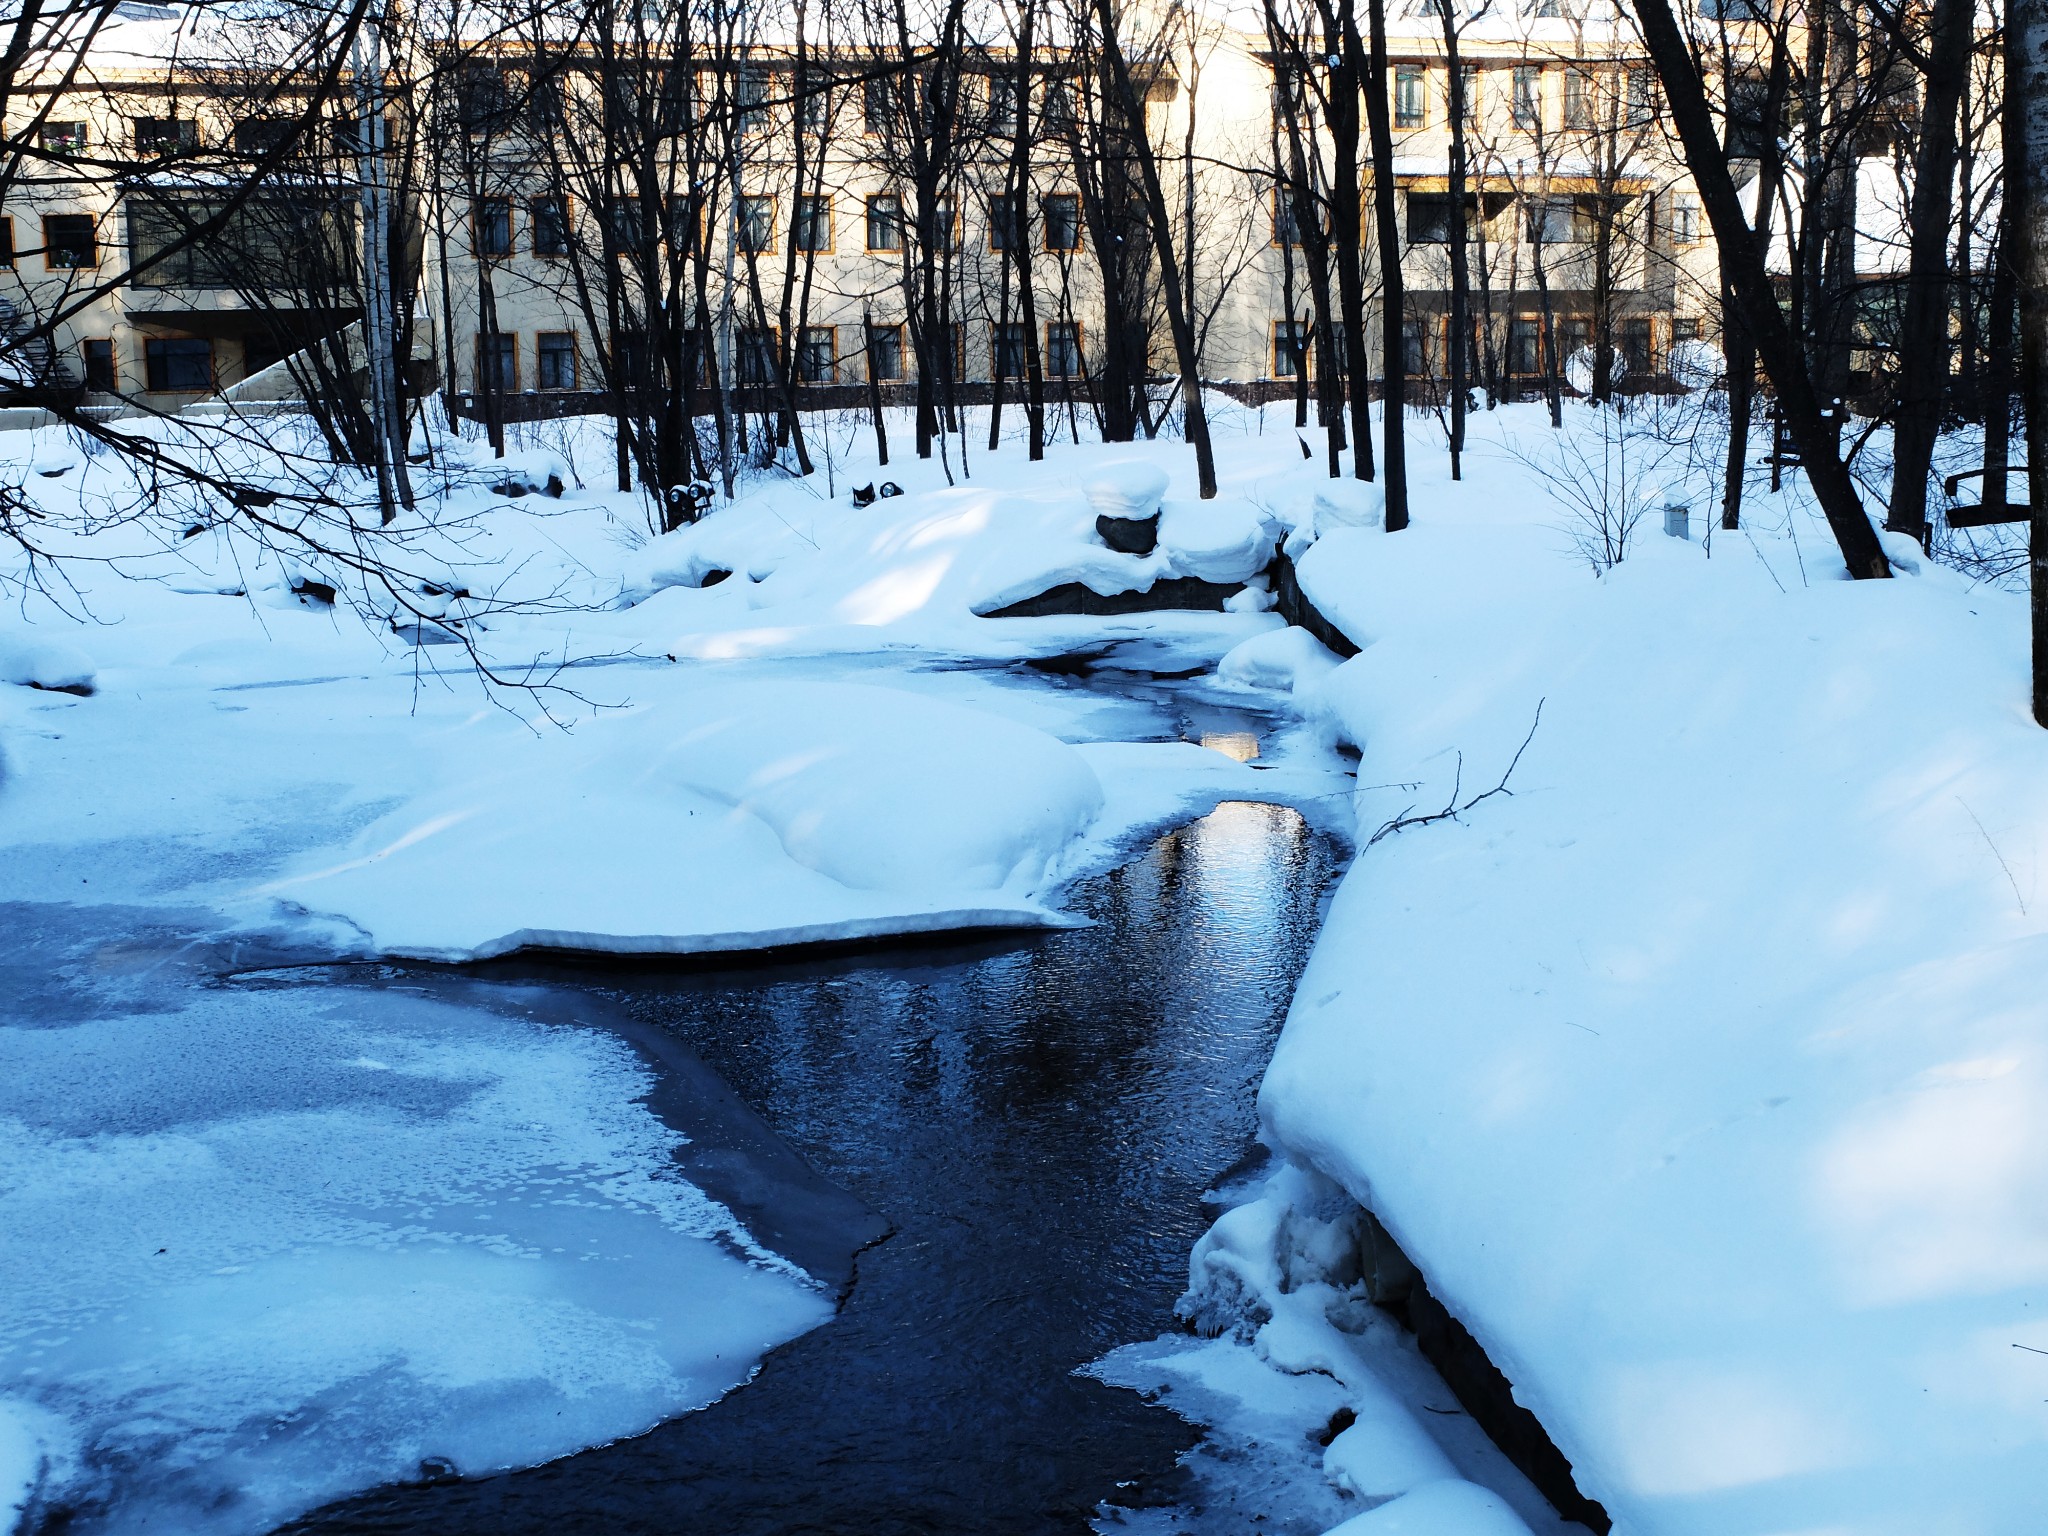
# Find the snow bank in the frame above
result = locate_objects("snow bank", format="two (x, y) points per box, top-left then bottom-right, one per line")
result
(0, 631), (93, 693)
(263, 679), (1107, 960)
(1220, 626), (1344, 695)
(1254, 439), (2048, 1535)
(0, 974), (829, 1535)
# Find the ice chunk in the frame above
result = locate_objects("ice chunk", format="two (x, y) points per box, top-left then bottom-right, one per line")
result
(0, 974), (831, 1536)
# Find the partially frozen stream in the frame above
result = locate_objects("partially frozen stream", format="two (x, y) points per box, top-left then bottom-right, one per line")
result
(280, 786), (1343, 1533)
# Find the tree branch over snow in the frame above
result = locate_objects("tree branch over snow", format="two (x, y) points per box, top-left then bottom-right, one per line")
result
(1366, 699), (1545, 848)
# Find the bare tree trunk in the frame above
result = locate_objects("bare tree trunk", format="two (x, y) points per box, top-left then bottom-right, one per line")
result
(1632, 0), (1889, 578)
(1885, 0), (1973, 540)
(1441, 4), (1470, 475)
(2014, 0), (2048, 721)
(1362, 0), (1407, 528)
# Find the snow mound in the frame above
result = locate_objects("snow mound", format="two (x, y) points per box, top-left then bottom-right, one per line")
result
(0, 631), (94, 692)
(262, 678), (1106, 959)
(1086, 463), (1170, 519)
(1323, 1479), (1534, 1535)
(1220, 626), (1343, 694)
(1313, 482), (1385, 539)
(1157, 500), (1279, 584)
(658, 680), (1104, 894)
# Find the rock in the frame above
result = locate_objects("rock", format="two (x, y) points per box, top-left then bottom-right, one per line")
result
(1095, 510), (1160, 555)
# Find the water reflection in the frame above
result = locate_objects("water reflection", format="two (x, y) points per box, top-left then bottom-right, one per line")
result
(285, 802), (1341, 1536)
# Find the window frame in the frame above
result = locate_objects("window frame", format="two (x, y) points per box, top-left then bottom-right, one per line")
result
(530, 195), (571, 257)
(865, 192), (904, 253)
(793, 193), (833, 253)
(1511, 65), (1543, 130)
(1044, 320), (1083, 377)
(1270, 319), (1312, 380)
(143, 334), (212, 392)
(1042, 192), (1082, 253)
(82, 336), (117, 391)
(535, 330), (578, 391)
(735, 324), (781, 386)
(796, 324), (837, 384)
(476, 331), (518, 393)
(473, 196), (515, 259)
(39, 120), (88, 153)
(43, 213), (96, 271)
(866, 321), (906, 382)
(737, 193), (777, 254)
(1393, 64), (1426, 129)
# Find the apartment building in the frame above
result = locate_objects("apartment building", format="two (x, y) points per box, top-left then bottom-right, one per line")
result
(0, 0), (1721, 419)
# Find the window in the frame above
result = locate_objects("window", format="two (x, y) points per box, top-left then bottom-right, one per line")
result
(126, 196), (341, 289)
(1563, 67), (1594, 128)
(1407, 192), (1477, 244)
(797, 326), (836, 383)
(1624, 67), (1656, 127)
(927, 197), (959, 249)
(456, 65), (515, 133)
(39, 121), (87, 152)
(1042, 78), (1075, 131)
(1401, 322), (1428, 379)
(1272, 320), (1311, 379)
(82, 338), (116, 390)
(0, 218), (11, 267)
(1507, 317), (1542, 374)
(1672, 315), (1702, 342)
(798, 78), (831, 133)
(794, 195), (831, 252)
(1456, 65), (1482, 124)
(1394, 65), (1426, 128)
(994, 322), (1028, 379)
(536, 331), (577, 390)
(1726, 70), (1774, 156)
(988, 74), (1020, 134)
(606, 195), (644, 251)
(135, 117), (199, 156)
(234, 118), (296, 156)
(737, 64), (771, 133)
(866, 193), (902, 251)
(477, 332), (517, 392)
(1671, 193), (1700, 245)
(44, 214), (95, 270)
(474, 197), (513, 258)
(1620, 318), (1653, 376)
(1272, 190), (1303, 248)
(737, 195), (775, 252)
(864, 76), (896, 133)
(144, 335), (211, 391)
(867, 323), (904, 381)
(1524, 196), (1575, 244)
(988, 192), (1025, 251)
(737, 327), (778, 385)
(531, 196), (570, 256)
(1043, 193), (1081, 251)
(1046, 322), (1082, 377)
(1569, 196), (1604, 243)
(1511, 66), (1541, 129)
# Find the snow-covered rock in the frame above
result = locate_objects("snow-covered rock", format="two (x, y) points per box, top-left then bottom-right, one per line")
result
(1219, 626), (1343, 694)
(1157, 500), (1279, 585)
(0, 630), (94, 692)
(1086, 463), (1170, 520)
(1313, 481), (1385, 539)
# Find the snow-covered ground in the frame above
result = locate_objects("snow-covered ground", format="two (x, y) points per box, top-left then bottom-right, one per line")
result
(3, 393), (2041, 1536)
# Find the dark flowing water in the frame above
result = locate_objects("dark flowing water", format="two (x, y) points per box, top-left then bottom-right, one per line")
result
(280, 798), (1343, 1536)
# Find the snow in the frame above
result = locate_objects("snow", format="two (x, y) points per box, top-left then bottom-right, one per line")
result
(8, 393), (2045, 1536)
(1245, 406), (2048, 1536)
(0, 631), (94, 693)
